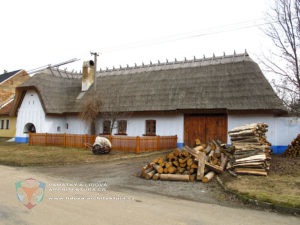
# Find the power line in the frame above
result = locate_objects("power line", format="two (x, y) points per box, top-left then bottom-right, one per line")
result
(100, 18), (278, 53)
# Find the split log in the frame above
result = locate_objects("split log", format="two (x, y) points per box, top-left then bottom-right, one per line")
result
(160, 174), (190, 182)
(144, 170), (156, 180)
(193, 145), (204, 152)
(196, 151), (206, 180)
(205, 162), (223, 174)
(184, 146), (199, 159)
(220, 153), (228, 171)
(202, 171), (216, 183)
(153, 164), (163, 174)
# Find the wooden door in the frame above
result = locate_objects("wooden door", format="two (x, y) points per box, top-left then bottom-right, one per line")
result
(184, 115), (227, 147)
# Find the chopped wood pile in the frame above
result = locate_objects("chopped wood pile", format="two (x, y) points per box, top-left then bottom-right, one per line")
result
(141, 140), (235, 183)
(283, 134), (300, 158)
(227, 123), (271, 176)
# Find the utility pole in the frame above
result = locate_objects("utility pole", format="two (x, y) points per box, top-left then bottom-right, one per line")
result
(90, 52), (99, 93)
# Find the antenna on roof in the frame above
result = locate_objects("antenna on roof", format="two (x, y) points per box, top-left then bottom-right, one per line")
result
(27, 58), (80, 75)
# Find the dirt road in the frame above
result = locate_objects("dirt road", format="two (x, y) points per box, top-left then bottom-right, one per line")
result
(0, 156), (299, 225)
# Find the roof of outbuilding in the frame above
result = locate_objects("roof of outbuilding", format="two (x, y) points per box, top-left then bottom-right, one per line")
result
(0, 70), (22, 83)
(14, 53), (286, 115)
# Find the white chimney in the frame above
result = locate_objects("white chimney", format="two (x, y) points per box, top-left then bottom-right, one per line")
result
(82, 60), (95, 91)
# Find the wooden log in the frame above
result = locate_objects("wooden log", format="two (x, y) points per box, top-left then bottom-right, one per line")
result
(157, 157), (164, 165)
(235, 154), (266, 162)
(167, 166), (177, 174)
(189, 174), (196, 182)
(191, 163), (198, 169)
(179, 163), (187, 168)
(173, 149), (180, 157)
(205, 162), (223, 174)
(196, 151), (206, 180)
(172, 161), (179, 167)
(165, 162), (172, 168)
(202, 171), (216, 183)
(204, 143), (212, 154)
(160, 174), (190, 182)
(195, 138), (201, 146)
(153, 164), (164, 174)
(152, 173), (160, 180)
(163, 167), (168, 173)
(184, 145), (200, 158)
(187, 158), (194, 167)
(178, 158), (188, 164)
(234, 168), (267, 176)
(193, 145), (204, 152)
(220, 153), (228, 171)
(181, 150), (189, 157)
(178, 167), (185, 174)
(144, 170), (156, 180)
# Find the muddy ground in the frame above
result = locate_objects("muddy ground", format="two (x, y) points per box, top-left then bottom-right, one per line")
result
(27, 153), (249, 209)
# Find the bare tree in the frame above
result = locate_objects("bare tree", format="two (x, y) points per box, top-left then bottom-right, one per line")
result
(100, 87), (132, 134)
(80, 95), (102, 135)
(262, 0), (300, 113)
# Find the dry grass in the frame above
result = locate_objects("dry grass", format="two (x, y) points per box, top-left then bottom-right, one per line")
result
(0, 141), (133, 167)
(222, 155), (300, 209)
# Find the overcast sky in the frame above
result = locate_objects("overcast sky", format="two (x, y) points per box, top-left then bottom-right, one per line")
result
(0, 0), (274, 77)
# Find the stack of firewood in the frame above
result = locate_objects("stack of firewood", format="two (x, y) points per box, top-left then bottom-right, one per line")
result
(283, 134), (300, 158)
(141, 140), (234, 183)
(227, 123), (271, 176)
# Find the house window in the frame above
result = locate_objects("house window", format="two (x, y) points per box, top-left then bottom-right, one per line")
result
(57, 126), (61, 132)
(6, 120), (9, 129)
(103, 120), (111, 134)
(0, 120), (4, 129)
(145, 120), (156, 136)
(66, 123), (69, 129)
(117, 120), (127, 135)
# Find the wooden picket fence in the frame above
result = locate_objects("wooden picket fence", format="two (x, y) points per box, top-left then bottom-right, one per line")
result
(29, 133), (177, 154)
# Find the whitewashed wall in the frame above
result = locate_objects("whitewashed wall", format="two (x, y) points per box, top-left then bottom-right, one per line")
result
(96, 113), (184, 144)
(65, 115), (89, 134)
(228, 114), (300, 153)
(15, 90), (46, 141)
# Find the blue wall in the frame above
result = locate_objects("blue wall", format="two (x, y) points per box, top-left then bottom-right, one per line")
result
(15, 137), (29, 143)
(271, 146), (288, 155)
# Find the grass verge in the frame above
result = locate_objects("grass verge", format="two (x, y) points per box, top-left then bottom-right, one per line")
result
(220, 155), (300, 210)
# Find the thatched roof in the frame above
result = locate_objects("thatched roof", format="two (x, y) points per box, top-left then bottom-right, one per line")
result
(12, 53), (286, 115)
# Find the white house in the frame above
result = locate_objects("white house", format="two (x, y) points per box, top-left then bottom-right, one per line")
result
(11, 52), (299, 154)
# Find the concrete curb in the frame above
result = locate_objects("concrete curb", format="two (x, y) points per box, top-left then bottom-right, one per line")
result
(216, 176), (300, 216)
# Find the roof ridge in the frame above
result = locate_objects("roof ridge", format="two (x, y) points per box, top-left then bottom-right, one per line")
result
(97, 50), (250, 76)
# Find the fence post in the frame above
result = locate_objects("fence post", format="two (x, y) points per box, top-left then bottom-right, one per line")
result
(45, 133), (48, 146)
(157, 135), (160, 150)
(64, 133), (67, 147)
(136, 136), (140, 154)
(29, 133), (32, 145)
